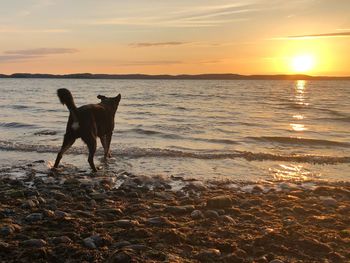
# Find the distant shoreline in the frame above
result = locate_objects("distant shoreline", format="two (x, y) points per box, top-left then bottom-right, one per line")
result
(1, 73), (350, 80)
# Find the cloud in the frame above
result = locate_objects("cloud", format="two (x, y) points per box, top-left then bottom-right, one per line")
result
(5, 48), (78, 55)
(0, 48), (78, 63)
(85, 2), (255, 28)
(0, 27), (70, 33)
(279, 31), (350, 39)
(129, 42), (187, 48)
(0, 55), (44, 62)
(117, 59), (222, 67)
(118, 60), (183, 66)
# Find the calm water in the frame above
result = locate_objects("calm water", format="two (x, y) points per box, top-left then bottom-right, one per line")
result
(0, 78), (349, 181)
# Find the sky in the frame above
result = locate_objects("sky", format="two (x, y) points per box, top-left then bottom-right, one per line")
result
(0, 0), (349, 75)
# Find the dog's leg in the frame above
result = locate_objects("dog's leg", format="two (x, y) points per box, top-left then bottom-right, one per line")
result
(105, 132), (112, 158)
(100, 135), (109, 159)
(53, 134), (76, 169)
(83, 135), (97, 172)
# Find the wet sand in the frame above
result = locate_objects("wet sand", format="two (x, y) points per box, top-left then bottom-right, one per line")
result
(0, 161), (349, 262)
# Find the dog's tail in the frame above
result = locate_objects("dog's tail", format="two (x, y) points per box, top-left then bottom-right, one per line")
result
(57, 89), (78, 120)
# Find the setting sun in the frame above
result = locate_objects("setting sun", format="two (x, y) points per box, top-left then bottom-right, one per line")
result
(291, 55), (315, 73)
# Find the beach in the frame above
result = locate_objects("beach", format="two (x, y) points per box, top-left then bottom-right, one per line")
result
(0, 161), (349, 262)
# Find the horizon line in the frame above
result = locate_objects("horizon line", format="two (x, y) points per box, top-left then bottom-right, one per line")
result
(1, 72), (350, 79)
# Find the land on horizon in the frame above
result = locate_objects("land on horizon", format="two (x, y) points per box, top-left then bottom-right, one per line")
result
(1, 73), (350, 80)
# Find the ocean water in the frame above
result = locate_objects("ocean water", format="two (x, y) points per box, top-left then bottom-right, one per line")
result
(0, 78), (349, 182)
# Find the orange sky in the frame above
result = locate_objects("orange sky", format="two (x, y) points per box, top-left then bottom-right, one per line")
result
(0, 0), (350, 75)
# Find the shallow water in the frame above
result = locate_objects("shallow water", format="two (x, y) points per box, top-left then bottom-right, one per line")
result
(0, 78), (349, 181)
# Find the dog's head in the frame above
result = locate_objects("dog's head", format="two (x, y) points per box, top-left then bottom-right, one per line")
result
(97, 94), (121, 112)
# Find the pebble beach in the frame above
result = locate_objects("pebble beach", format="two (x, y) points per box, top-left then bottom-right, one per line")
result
(0, 161), (349, 262)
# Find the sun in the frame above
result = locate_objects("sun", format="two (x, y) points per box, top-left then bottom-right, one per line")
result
(291, 55), (315, 73)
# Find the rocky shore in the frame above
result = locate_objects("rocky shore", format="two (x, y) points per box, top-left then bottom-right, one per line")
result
(0, 161), (349, 262)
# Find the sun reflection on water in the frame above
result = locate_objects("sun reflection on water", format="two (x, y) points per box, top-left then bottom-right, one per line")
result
(269, 164), (320, 181)
(290, 80), (308, 131)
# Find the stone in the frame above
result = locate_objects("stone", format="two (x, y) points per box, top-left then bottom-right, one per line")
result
(21, 200), (37, 209)
(83, 237), (96, 249)
(146, 217), (175, 227)
(207, 195), (233, 209)
(0, 224), (21, 236)
(107, 250), (132, 263)
(0, 241), (10, 252)
(52, 236), (72, 245)
(220, 215), (236, 224)
(54, 210), (71, 219)
(22, 239), (47, 248)
(269, 260), (284, 263)
(25, 213), (43, 222)
(91, 193), (109, 200)
(113, 241), (131, 249)
(191, 210), (204, 219)
(196, 248), (221, 261)
(164, 205), (193, 214)
(96, 208), (123, 216)
(321, 197), (338, 207)
(204, 210), (220, 218)
(115, 219), (139, 228)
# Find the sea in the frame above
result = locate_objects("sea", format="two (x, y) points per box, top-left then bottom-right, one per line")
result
(0, 78), (349, 182)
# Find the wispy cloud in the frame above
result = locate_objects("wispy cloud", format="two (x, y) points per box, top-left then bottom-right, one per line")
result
(129, 42), (187, 48)
(0, 27), (69, 33)
(0, 48), (78, 63)
(85, 2), (256, 28)
(5, 48), (78, 55)
(117, 59), (222, 67)
(0, 55), (44, 62)
(276, 31), (350, 39)
(118, 60), (183, 66)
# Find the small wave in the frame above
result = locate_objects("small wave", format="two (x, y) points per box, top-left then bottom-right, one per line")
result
(249, 136), (350, 147)
(0, 122), (37, 129)
(318, 116), (350, 123)
(34, 130), (57, 136)
(11, 105), (30, 110)
(0, 140), (349, 164)
(117, 128), (182, 139)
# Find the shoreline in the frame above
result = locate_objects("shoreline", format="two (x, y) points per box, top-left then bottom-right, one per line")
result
(0, 161), (349, 262)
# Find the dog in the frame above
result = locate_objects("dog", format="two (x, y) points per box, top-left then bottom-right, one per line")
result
(53, 88), (121, 172)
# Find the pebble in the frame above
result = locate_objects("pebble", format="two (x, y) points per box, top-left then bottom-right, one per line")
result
(204, 210), (220, 218)
(191, 210), (204, 219)
(54, 210), (71, 219)
(196, 248), (221, 261)
(21, 199), (37, 209)
(165, 205), (194, 214)
(51, 236), (72, 244)
(91, 193), (109, 200)
(107, 250), (132, 263)
(146, 216), (175, 227)
(22, 239), (47, 248)
(113, 241), (131, 249)
(83, 237), (96, 249)
(0, 224), (21, 236)
(320, 197), (338, 207)
(269, 260), (284, 263)
(115, 219), (139, 228)
(220, 215), (236, 224)
(207, 195), (233, 209)
(25, 213), (43, 222)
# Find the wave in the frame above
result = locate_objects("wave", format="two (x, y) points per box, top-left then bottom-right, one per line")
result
(0, 140), (348, 164)
(117, 128), (239, 144)
(249, 136), (350, 147)
(0, 122), (38, 129)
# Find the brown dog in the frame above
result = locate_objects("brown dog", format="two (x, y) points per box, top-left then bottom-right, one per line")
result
(53, 88), (121, 171)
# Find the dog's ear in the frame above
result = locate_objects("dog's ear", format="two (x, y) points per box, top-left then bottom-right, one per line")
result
(97, 95), (106, 100)
(115, 94), (121, 103)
